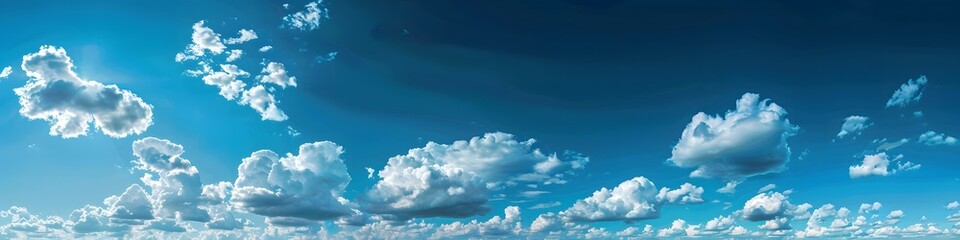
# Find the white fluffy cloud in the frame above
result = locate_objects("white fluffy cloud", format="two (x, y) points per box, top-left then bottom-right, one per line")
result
(362, 132), (587, 219)
(15, 46), (154, 138)
(105, 184), (154, 221)
(561, 177), (703, 222)
(239, 85), (288, 121)
(669, 93), (798, 191)
(283, 0), (328, 31)
(224, 29), (258, 44)
(132, 137), (210, 222)
(432, 206), (523, 239)
(850, 152), (918, 178)
(0, 66), (12, 79)
(742, 192), (790, 221)
(231, 141), (353, 225)
(758, 184), (777, 193)
(836, 115), (871, 139)
(257, 62), (297, 88)
(886, 75), (928, 108)
(176, 21), (226, 62)
(188, 63), (248, 100)
(918, 131), (958, 146)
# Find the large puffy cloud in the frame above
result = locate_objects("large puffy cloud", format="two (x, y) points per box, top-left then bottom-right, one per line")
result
(14, 46), (153, 138)
(668, 93), (799, 191)
(231, 141), (353, 225)
(561, 177), (703, 222)
(886, 75), (928, 108)
(283, 0), (328, 31)
(918, 131), (958, 146)
(132, 137), (210, 222)
(836, 115), (871, 139)
(362, 132), (587, 219)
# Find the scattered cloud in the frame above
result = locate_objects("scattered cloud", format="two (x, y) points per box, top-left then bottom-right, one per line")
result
(669, 93), (799, 192)
(530, 202), (561, 210)
(257, 62), (297, 89)
(224, 29), (258, 44)
(758, 184), (777, 193)
(918, 131), (958, 146)
(560, 177), (703, 222)
(850, 152), (918, 178)
(886, 75), (928, 108)
(258, 46), (273, 52)
(836, 115), (871, 139)
(283, 0), (329, 31)
(15, 46), (153, 138)
(0, 66), (12, 79)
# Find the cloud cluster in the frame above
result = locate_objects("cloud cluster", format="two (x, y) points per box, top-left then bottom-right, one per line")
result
(132, 137), (211, 222)
(177, 21), (294, 121)
(669, 93), (799, 191)
(14, 46), (153, 138)
(231, 141), (354, 225)
(362, 132), (587, 219)
(561, 177), (703, 222)
(283, 0), (328, 31)
(0, 66), (11, 79)
(886, 75), (928, 108)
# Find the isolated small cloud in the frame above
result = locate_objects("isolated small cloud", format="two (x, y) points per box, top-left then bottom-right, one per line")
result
(669, 93), (799, 191)
(530, 202), (561, 210)
(15, 46), (153, 138)
(259, 46), (273, 52)
(0, 66), (12, 79)
(239, 85), (288, 121)
(132, 137), (210, 222)
(836, 116), (871, 139)
(283, 0), (329, 31)
(224, 29), (258, 44)
(758, 184), (777, 193)
(850, 152), (917, 178)
(918, 131), (958, 146)
(886, 75), (928, 108)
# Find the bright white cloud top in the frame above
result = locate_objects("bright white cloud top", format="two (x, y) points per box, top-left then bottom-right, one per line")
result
(885, 75), (928, 108)
(283, 0), (328, 31)
(668, 93), (799, 191)
(14, 46), (154, 138)
(918, 131), (958, 146)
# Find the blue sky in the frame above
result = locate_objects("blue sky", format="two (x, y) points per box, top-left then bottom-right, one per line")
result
(1, 0), (959, 239)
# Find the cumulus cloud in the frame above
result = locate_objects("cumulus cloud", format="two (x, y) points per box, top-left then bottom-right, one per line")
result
(431, 206), (523, 239)
(188, 63), (248, 100)
(132, 137), (210, 222)
(239, 85), (288, 121)
(224, 29), (258, 44)
(561, 177), (703, 222)
(850, 152), (918, 178)
(283, 0), (329, 31)
(362, 132), (587, 219)
(669, 93), (799, 191)
(259, 46), (273, 52)
(836, 116), (871, 139)
(257, 62), (297, 88)
(742, 192), (790, 221)
(0, 66), (12, 79)
(758, 184), (777, 193)
(918, 131), (958, 146)
(886, 75), (928, 108)
(176, 21), (226, 62)
(231, 141), (353, 225)
(15, 46), (153, 138)
(225, 49), (243, 62)
(104, 184), (154, 221)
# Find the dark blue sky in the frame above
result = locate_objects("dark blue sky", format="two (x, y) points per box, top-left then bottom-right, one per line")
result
(1, 0), (959, 238)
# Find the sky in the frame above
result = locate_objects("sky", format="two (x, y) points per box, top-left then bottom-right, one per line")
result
(1, 0), (959, 239)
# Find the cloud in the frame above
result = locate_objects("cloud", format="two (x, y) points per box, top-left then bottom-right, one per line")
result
(431, 206), (523, 239)
(224, 29), (258, 44)
(859, 202), (883, 214)
(918, 131), (958, 146)
(668, 93), (799, 191)
(239, 85), (288, 121)
(886, 75), (928, 108)
(836, 116), (871, 139)
(875, 138), (909, 152)
(225, 49), (243, 62)
(257, 62), (297, 89)
(14, 46), (154, 138)
(132, 137), (210, 222)
(758, 184), (777, 193)
(849, 152), (917, 178)
(0, 66), (11, 79)
(283, 0), (329, 31)
(361, 132), (587, 219)
(231, 141), (353, 225)
(258, 46), (273, 52)
(560, 177), (703, 222)
(742, 192), (790, 221)
(530, 202), (562, 210)
(947, 201), (959, 210)
(188, 63), (248, 100)
(176, 20), (226, 62)
(104, 184), (154, 221)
